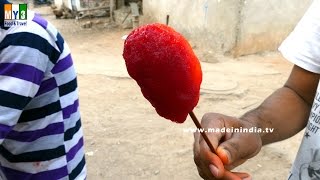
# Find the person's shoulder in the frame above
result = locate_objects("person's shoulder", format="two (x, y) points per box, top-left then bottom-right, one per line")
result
(1, 10), (64, 63)
(278, 0), (320, 74)
(6, 10), (58, 43)
(22, 11), (58, 40)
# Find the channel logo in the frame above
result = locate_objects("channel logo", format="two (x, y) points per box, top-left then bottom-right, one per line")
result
(4, 4), (27, 27)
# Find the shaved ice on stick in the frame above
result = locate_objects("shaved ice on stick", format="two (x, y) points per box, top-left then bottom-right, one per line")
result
(123, 23), (215, 153)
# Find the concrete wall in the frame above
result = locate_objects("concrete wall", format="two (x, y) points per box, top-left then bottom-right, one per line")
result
(233, 0), (312, 56)
(142, 0), (312, 58)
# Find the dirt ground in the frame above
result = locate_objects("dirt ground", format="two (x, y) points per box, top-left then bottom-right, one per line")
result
(30, 5), (307, 180)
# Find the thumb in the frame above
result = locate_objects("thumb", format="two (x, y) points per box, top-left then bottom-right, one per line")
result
(216, 132), (261, 165)
(216, 146), (233, 165)
(216, 145), (247, 169)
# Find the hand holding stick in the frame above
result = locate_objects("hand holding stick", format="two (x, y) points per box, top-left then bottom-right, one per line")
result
(189, 111), (216, 154)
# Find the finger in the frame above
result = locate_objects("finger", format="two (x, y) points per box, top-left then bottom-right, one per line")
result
(196, 167), (206, 179)
(193, 131), (200, 153)
(224, 159), (247, 170)
(201, 170), (250, 180)
(193, 132), (202, 167)
(217, 132), (261, 165)
(200, 113), (226, 149)
(199, 140), (225, 178)
(197, 144), (251, 180)
(223, 171), (251, 180)
(195, 129), (225, 179)
(220, 171), (242, 180)
(232, 172), (251, 179)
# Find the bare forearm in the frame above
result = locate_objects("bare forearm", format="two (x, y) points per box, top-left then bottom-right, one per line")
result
(240, 65), (319, 145)
(241, 87), (312, 145)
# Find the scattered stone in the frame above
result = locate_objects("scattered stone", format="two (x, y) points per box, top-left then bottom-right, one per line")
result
(53, 9), (63, 18)
(94, 20), (104, 25)
(81, 21), (93, 28)
(85, 151), (94, 156)
(52, 4), (75, 19)
(104, 23), (118, 29)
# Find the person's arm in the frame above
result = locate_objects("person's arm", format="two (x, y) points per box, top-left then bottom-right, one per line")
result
(193, 65), (320, 180)
(0, 30), (49, 143)
(242, 65), (319, 145)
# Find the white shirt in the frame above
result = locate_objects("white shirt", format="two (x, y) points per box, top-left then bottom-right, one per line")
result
(279, 0), (320, 179)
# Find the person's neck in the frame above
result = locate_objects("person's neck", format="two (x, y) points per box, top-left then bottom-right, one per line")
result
(1, 0), (10, 26)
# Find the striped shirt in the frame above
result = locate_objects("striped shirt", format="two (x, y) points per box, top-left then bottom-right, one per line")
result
(0, 5), (87, 180)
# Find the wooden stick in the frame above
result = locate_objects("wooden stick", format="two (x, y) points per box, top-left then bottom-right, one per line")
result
(189, 111), (216, 154)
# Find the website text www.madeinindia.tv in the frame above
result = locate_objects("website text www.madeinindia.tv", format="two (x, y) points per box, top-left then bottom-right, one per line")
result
(183, 127), (274, 134)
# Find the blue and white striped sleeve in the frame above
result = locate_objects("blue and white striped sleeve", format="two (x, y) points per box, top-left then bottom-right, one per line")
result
(0, 31), (50, 143)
